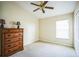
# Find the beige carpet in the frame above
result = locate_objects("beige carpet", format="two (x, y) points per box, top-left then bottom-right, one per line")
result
(11, 42), (77, 57)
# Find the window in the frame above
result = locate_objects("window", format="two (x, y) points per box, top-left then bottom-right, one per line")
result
(56, 20), (69, 39)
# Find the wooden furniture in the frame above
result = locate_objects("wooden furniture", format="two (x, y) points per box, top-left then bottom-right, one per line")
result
(0, 28), (23, 56)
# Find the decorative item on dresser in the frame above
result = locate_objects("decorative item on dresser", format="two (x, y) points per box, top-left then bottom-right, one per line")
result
(16, 21), (21, 29)
(0, 19), (5, 28)
(0, 28), (24, 56)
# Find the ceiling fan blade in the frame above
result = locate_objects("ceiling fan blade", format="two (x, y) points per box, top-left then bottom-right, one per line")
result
(45, 6), (54, 9)
(42, 9), (45, 13)
(31, 2), (39, 6)
(42, 1), (48, 6)
(33, 8), (40, 12)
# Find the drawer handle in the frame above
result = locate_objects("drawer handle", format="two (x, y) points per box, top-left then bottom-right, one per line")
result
(7, 40), (11, 41)
(8, 45), (11, 47)
(19, 38), (21, 39)
(8, 50), (11, 52)
(19, 34), (21, 35)
(8, 35), (11, 36)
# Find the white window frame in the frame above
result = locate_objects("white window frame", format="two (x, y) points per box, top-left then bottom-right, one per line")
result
(56, 20), (69, 39)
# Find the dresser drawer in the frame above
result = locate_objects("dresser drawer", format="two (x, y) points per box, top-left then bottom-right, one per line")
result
(5, 48), (14, 55)
(4, 41), (22, 49)
(4, 33), (14, 39)
(13, 32), (23, 37)
(4, 37), (22, 44)
(4, 45), (22, 55)
(4, 32), (22, 39)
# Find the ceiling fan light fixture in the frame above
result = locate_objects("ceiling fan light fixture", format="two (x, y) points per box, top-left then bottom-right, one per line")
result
(31, 1), (54, 13)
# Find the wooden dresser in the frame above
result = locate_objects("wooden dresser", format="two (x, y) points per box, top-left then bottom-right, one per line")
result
(0, 28), (23, 56)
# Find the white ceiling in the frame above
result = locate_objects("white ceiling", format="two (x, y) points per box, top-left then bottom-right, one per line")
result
(16, 1), (77, 19)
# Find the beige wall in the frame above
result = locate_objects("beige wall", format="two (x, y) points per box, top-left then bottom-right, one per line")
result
(0, 2), (39, 45)
(39, 13), (74, 47)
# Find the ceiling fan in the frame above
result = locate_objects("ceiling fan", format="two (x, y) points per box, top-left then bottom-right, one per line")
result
(30, 1), (54, 13)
